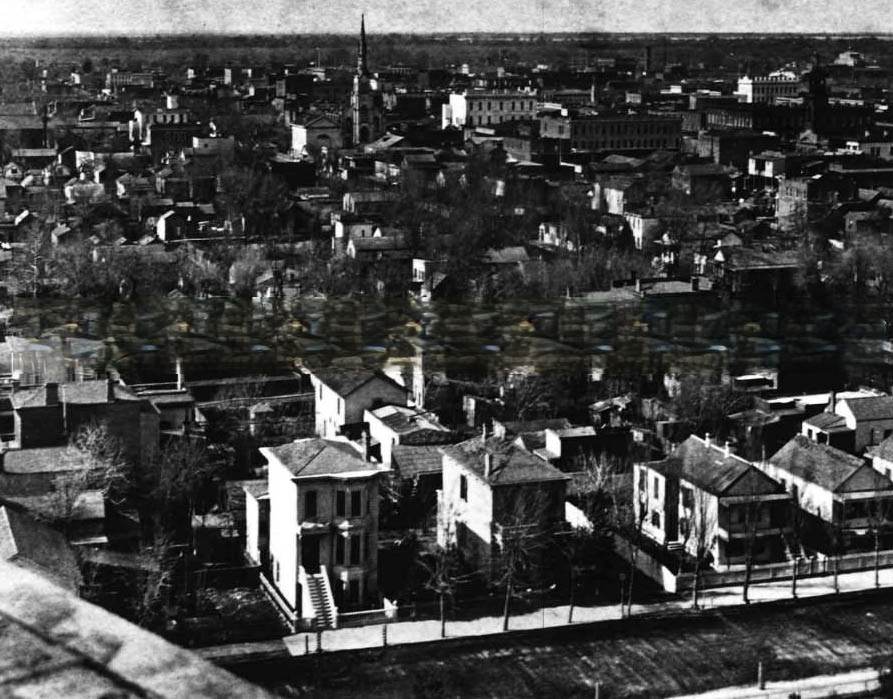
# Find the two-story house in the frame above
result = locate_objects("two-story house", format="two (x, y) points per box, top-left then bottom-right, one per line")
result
(762, 435), (893, 542)
(259, 437), (382, 630)
(308, 368), (409, 440)
(437, 435), (569, 579)
(635, 435), (790, 567)
(802, 393), (893, 455)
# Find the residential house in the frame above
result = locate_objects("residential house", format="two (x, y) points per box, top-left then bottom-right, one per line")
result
(364, 404), (455, 469)
(634, 435), (790, 566)
(259, 437), (382, 628)
(802, 393), (893, 455)
(308, 368), (409, 439)
(437, 435), (569, 578)
(762, 435), (893, 541)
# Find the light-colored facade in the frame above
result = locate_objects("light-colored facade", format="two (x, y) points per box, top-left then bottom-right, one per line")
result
(264, 438), (381, 617)
(736, 75), (801, 104)
(441, 90), (539, 129)
(309, 369), (409, 439)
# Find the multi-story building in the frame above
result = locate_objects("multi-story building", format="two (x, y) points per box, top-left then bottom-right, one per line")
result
(762, 435), (893, 541)
(441, 89), (539, 130)
(437, 435), (569, 578)
(308, 368), (409, 439)
(540, 111), (681, 152)
(258, 437), (382, 629)
(364, 404), (454, 469)
(736, 74), (802, 104)
(634, 435), (790, 566)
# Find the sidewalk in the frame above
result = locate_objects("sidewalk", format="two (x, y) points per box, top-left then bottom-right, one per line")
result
(198, 564), (893, 661)
(673, 667), (882, 698)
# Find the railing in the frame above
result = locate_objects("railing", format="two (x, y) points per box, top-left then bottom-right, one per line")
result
(319, 565), (339, 629)
(259, 571), (297, 627)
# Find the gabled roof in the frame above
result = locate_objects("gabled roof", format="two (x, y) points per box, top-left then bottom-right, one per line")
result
(769, 435), (893, 494)
(441, 436), (569, 487)
(839, 395), (893, 422)
(310, 368), (407, 399)
(263, 438), (376, 478)
(392, 445), (444, 478)
(648, 435), (784, 497)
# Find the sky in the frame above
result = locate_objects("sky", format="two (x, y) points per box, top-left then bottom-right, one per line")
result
(1, 0), (891, 36)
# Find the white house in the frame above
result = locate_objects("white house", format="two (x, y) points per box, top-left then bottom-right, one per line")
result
(308, 368), (409, 439)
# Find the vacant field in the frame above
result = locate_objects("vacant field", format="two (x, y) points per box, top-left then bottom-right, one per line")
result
(233, 592), (893, 698)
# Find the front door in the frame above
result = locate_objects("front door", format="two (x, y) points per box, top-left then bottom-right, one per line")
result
(302, 537), (320, 574)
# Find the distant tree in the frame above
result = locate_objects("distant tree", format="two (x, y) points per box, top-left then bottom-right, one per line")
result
(81, 57), (94, 74)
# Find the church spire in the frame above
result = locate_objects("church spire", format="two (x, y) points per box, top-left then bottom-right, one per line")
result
(357, 14), (368, 76)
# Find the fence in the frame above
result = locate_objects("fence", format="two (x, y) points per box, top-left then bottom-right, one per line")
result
(616, 534), (893, 594)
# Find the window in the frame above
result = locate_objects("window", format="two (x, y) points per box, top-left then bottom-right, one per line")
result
(638, 470), (646, 492)
(364, 533), (370, 561)
(337, 397), (342, 413)
(351, 490), (362, 517)
(460, 474), (468, 501)
(304, 490), (317, 518)
(336, 536), (345, 565)
(350, 534), (361, 565)
(336, 490), (346, 517)
(681, 486), (693, 510)
(651, 511), (661, 528)
(653, 477), (660, 499)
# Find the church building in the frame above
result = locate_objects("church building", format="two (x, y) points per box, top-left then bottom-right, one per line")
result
(351, 15), (384, 146)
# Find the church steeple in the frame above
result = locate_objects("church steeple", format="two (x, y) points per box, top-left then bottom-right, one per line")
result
(357, 14), (369, 76)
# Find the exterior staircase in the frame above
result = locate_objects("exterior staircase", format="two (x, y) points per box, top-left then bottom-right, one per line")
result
(305, 567), (338, 629)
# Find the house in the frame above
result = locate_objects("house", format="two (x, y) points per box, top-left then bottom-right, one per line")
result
(9, 379), (159, 468)
(0, 505), (81, 592)
(291, 115), (343, 156)
(364, 404), (455, 468)
(258, 437), (382, 628)
(802, 393), (893, 455)
(634, 435), (790, 567)
(437, 435), (569, 578)
(762, 435), (893, 540)
(308, 368), (409, 439)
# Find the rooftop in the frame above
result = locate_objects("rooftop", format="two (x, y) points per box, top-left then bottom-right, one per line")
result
(263, 438), (378, 479)
(441, 436), (569, 486)
(648, 435), (784, 497)
(311, 368), (407, 399)
(769, 435), (893, 494)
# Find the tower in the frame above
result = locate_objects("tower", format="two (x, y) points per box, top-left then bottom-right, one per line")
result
(351, 14), (383, 146)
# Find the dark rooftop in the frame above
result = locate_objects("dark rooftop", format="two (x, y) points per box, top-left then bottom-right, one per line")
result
(263, 438), (378, 478)
(769, 435), (893, 494)
(441, 437), (569, 486)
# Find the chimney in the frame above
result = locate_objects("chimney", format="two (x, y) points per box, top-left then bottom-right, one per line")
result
(704, 432), (711, 446)
(363, 431), (372, 461)
(827, 390), (837, 413)
(107, 378), (116, 402)
(724, 440), (730, 457)
(175, 357), (184, 390)
(483, 452), (492, 479)
(45, 382), (59, 406)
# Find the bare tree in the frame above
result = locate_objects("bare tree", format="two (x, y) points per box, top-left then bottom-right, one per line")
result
(616, 472), (648, 618)
(681, 486), (716, 610)
(418, 536), (470, 639)
(493, 489), (553, 632)
(46, 422), (129, 534)
(866, 497), (892, 589)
